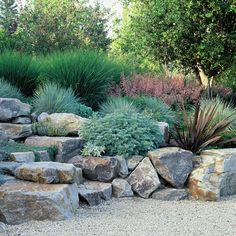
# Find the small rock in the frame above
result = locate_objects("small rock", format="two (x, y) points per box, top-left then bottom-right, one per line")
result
(0, 174), (16, 185)
(112, 178), (133, 198)
(0, 222), (6, 233)
(25, 136), (85, 163)
(15, 162), (79, 184)
(0, 181), (79, 225)
(34, 150), (51, 162)
(127, 157), (160, 198)
(10, 152), (35, 163)
(0, 98), (31, 122)
(37, 112), (50, 122)
(152, 188), (189, 201)
(0, 123), (32, 139)
(114, 156), (129, 178)
(78, 181), (112, 206)
(157, 122), (169, 146)
(69, 156), (120, 182)
(148, 147), (193, 188)
(127, 156), (144, 171)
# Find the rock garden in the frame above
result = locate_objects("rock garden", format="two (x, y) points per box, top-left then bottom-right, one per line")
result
(0, 1), (236, 235)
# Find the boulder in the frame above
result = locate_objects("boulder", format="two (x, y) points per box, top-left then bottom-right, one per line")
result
(127, 157), (160, 198)
(78, 181), (112, 206)
(0, 123), (32, 139)
(12, 117), (31, 124)
(25, 136), (85, 163)
(114, 156), (129, 178)
(38, 113), (88, 135)
(0, 98), (31, 122)
(69, 156), (120, 182)
(189, 149), (236, 201)
(10, 152), (35, 163)
(112, 178), (133, 198)
(152, 188), (189, 201)
(14, 162), (82, 184)
(157, 122), (169, 146)
(148, 147), (193, 188)
(0, 131), (9, 142)
(127, 156), (144, 171)
(0, 162), (22, 175)
(0, 181), (78, 225)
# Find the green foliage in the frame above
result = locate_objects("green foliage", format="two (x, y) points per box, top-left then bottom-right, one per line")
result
(5, 0), (110, 53)
(174, 101), (236, 154)
(99, 96), (138, 115)
(0, 141), (58, 161)
(41, 50), (131, 108)
(80, 112), (163, 157)
(32, 83), (80, 114)
(0, 0), (18, 34)
(200, 97), (236, 130)
(127, 96), (177, 127)
(32, 121), (69, 137)
(114, 0), (236, 83)
(82, 142), (105, 157)
(0, 51), (40, 96)
(0, 78), (25, 101)
(76, 103), (93, 118)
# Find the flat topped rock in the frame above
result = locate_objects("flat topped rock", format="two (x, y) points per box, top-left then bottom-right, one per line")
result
(0, 181), (78, 225)
(78, 181), (112, 206)
(25, 136), (84, 163)
(14, 162), (81, 184)
(0, 162), (22, 175)
(152, 188), (189, 201)
(0, 123), (32, 139)
(189, 148), (236, 201)
(69, 156), (120, 182)
(148, 147), (193, 188)
(0, 98), (31, 122)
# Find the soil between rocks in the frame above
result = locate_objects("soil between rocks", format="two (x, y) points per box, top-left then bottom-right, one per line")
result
(3, 196), (236, 236)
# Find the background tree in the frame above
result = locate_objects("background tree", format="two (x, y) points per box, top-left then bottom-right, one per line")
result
(113, 0), (236, 90)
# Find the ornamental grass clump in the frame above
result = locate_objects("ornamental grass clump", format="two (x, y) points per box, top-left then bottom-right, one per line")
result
(174, 100), (236, 154)
(80, 112), (163, 157)
(0, 51), (40, 96)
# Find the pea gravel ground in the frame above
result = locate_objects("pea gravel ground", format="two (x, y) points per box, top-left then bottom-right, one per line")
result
(3, 196), (236, 236)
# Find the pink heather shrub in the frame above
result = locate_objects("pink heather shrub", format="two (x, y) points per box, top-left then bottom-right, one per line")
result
(109, 74), (203, 106)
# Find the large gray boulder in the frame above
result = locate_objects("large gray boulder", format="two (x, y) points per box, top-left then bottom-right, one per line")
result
(0, 123), (32, 139)
(152, 188), (189, 201)
(0, 162), (22, 175)
(0, 181), (79, 225)
(0, 98), (31, 122)
(14, 162), (83, 184)
(25, 136), (85, 163)
(69, 156), (120, 182)
(112, 178), (133, 198)
(189, 149), (236, 201)
(127, 157), (160, 198)
(78, 181), (112, 206)
(10, 152), (35, 163)
(148, 147), (193, 188)
(38, 112), (88, 135)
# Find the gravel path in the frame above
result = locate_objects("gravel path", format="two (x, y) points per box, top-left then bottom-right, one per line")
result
(3, 196), (236, 236)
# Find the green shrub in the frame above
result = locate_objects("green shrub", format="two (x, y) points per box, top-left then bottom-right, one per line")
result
(82, 142), (105, 157)
(0, 141), (57, 161)
(80, 112), (163, 157)
(76, 103), (93, 118)
(0, 51), (40, 96)
(125, 96), (177, 127)
(41, 50), (131, 108)
(32, 83), (81, 114)
(0, 78), (25, 101)
(32, 122), (69, 137)
(99, 96), (138, 115)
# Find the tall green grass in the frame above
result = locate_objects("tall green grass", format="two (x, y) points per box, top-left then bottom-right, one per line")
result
(0, 51), (40, 96)
(41, 50), (131, 108)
